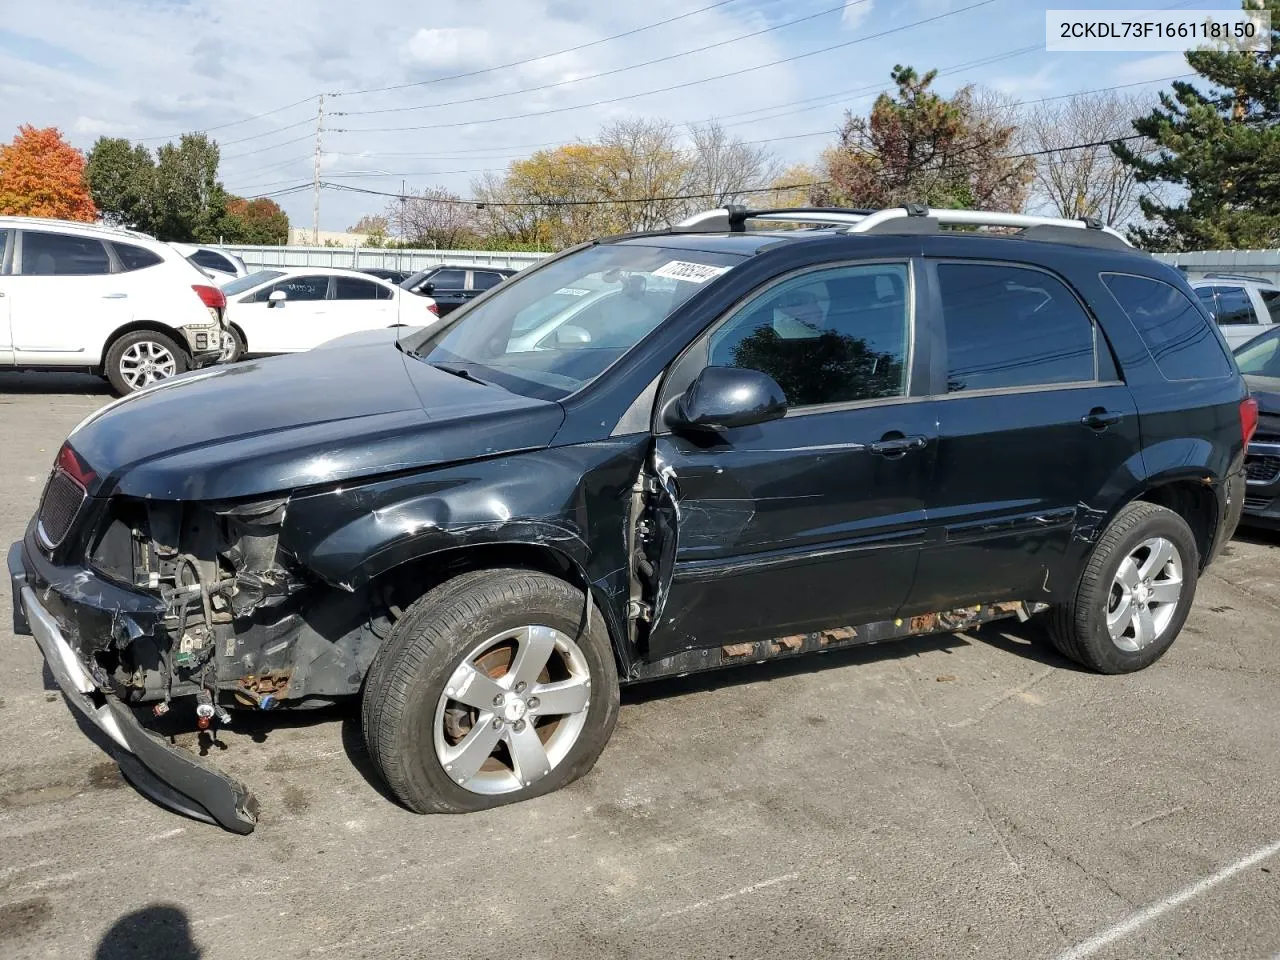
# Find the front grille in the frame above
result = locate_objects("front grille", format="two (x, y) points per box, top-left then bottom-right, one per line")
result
(1244, 496), (1272, 512)
(1245, 455), (1280, 485)
(37, 469), (87, 547)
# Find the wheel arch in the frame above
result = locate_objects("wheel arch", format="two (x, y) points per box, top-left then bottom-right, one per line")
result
(99, 320), (190, 374)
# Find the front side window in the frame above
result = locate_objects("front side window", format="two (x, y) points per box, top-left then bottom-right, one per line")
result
(707, 263), (910, 407)
(1102, 273), (1232, 381)
(20, 231), (110, 276)
(226, 270), (282, 298)
(1211, 286), (1257, 325)
(259, 275), (328, 302)
(402, 243), (745, 401)
(429, 268), (467, 291)
(939, 262), (1094, 393)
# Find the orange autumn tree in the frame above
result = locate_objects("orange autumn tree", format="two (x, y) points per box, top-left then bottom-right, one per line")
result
(0, 125), (97, 221)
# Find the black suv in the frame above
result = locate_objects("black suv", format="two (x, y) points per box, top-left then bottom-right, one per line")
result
(402, 264), (517, 315)
(8, 206), (1252, 834)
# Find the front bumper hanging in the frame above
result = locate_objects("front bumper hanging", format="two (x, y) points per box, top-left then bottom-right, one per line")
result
(8, 540), (259, 834)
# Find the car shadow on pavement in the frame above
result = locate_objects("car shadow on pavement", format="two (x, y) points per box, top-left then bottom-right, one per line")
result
(95, 904), (200, 960)
(0, 372), (113, 395)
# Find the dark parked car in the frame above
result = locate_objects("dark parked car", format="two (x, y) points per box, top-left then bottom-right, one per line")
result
(361, 267), (413, 285)
(1232, 327), (1280, 526)
(402, 264), (516, 315)
(9, 205), (1253, 834)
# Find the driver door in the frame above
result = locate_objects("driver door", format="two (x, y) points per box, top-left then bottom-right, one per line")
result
(647, 261), (937, 659)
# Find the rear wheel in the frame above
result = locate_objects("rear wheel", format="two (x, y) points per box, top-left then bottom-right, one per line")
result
(220, 325), (246, 363)
(1048, 501), (1198, 673)
(105, 330), (188, 395)
(361, 569), (620, 813)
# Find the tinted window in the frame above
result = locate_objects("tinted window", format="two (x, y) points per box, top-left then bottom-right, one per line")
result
(191, 249), (234, 273)
(1102, 273), (1232, 381)
(1261, 288), (1280, 324)
(472, 271), (504, 291)
(263, 275), (328, 302)
(114, 243), (162, 272)
(430, 268), (466, 290)
(1234, 328), (1280, 378)
(20, 231), (110, 276)
(708, 263), (909, 407)
(334, 276), (391, 300)
(938, 263), (1094, 393)
(1194, 288), (1217, 313)
(1212, 286), (1256, 325)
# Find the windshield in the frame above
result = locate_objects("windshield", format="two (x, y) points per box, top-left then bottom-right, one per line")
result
(401, 243), (744, 400)
(223, 270), (283, 296)
(1235, 328), (1280, 378)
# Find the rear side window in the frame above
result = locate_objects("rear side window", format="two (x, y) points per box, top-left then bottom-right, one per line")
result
(334, 276), (392, 300)
(1261, 288), (1280, 324)
(937, 262), (1095, 393)
(472, 271), (505, 291)
(1210, 286), (1256, 325)
(113, 242), (162, 272)
(19, 231), (111, 276)
(1102, 273), (1232, 381)
(191, 249), (235, 273)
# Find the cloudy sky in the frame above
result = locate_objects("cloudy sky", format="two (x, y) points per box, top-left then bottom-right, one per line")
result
(0, 0), (1225, 232)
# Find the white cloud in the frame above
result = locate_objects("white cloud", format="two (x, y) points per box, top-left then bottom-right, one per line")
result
(989, 63), (1058, 98)
(1110, 52), (1191, 85)
(72, 116), (133, 136)
(843, 0), (873, 30)
(402, 27), (495, 73)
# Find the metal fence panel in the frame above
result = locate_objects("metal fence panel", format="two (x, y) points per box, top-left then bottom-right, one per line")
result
(1153, 251), (1280, 285)
(220, 245), (549, 272)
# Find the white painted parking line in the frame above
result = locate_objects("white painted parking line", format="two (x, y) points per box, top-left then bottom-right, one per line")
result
(1055, 838), (1280, 960)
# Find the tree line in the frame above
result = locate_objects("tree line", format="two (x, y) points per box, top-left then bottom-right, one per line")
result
(0, 127), (289, 244)
(0, 0), (1275, 253)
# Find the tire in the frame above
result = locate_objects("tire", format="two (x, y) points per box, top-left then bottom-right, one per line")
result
(104, 330), (188, 395)
(220, 325), (246, 364)
(1047, 502), (1199, 673)
(361, 568), (620, 814)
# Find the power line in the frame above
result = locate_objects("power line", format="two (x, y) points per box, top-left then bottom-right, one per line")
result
(321, 177), (833, 205)
(219, 116), (316, 147)
(137, 95), (319, 143)
(221, 132), (315, 161)
(335, 0), (999, 135)
(332, 0), (745, 98)
(335, 0), (866, 118)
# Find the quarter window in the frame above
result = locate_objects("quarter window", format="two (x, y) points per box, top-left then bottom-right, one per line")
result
(472, 271), (505, 291)
(707, 263), (910, 407)
(20, 231), (111, 276)
(190, 249), (235, 274)
(1102, 273), (1232, 381)
(938, 262), (1095, 393)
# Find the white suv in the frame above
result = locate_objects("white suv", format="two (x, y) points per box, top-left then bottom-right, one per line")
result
(170, 243), (249, 283)
(0, 217), (226, 394)
(1189, 274), (1280, 349)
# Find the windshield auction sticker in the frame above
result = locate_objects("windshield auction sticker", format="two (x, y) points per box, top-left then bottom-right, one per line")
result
(1046, 9), (1270, 51)
(651, 261), (732, 284)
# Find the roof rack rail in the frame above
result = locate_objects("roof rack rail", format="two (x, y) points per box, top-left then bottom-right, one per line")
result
(674, 205), (1135, 249)
(1200, 273), (1272, 284)
(675, 206), (875, 233)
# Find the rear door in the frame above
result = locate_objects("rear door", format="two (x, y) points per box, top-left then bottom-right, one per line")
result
(10, 229), (127, 363)
(904, 259), (1141, 613)
(648, 259), (937, 657)
(426, 268), (468, 315)
(329, 274), (396, 336)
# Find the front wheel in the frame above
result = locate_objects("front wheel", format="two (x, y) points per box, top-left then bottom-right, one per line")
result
(104, 330), (188, 395)
(1048, 501), (1199, 673)
(219, 325), (246, 364)
(361, 569), (620, 813)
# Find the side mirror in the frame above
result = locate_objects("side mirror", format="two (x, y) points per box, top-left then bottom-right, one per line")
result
(420, 282), (435, 296)
(268, 290), (287, 307)
(667, 366), (788, 432)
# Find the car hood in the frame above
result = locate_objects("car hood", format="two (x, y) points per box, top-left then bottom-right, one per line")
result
(67, 329), (566, 500)
(1245, 375), (1280, 437)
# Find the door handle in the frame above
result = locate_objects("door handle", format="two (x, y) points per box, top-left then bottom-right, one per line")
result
(102, 293), (127, 299)
(869, 435), (929, 456)
(1081, 409), (1122, 430)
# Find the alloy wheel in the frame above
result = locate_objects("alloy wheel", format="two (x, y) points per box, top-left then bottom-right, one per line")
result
(119, 340), (177, 390)
(1106, 536), (1184, 652)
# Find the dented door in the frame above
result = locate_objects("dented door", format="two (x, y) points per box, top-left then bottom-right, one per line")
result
(646, 401), (938, 659)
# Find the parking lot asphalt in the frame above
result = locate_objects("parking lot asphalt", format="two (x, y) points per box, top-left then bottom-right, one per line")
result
(2, 371), (1279, 960)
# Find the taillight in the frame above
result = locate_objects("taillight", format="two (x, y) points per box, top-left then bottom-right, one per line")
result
(192, 284), (226, 310)
(427, 302), (439, 316)
(1241, 397), (1259, 444)
(56, 443), (96, 487)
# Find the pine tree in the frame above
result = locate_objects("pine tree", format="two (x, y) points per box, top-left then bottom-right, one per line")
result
(1115, 0), (1280, 250)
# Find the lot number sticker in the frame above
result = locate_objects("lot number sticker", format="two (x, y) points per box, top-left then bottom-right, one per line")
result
(651, 260), (731, 283)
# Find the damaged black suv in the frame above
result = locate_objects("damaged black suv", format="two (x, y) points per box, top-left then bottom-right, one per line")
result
(9, 206), (1252, 833)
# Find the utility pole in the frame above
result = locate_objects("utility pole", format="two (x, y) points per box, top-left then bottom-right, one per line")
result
(312, 94), (325, 246)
